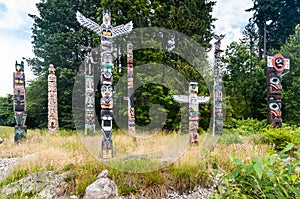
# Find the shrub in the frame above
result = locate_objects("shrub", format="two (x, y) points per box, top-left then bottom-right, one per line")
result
(261, 127), (300, 151)
(214, 144), (300, 199)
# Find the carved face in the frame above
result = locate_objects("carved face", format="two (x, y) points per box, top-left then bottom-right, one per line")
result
(272, 54), (286, 72)
(101, 84), (113, 97)
(189, 82), (198, 94)
(101, 96), (113, 109)
(102, 64), (113, 76)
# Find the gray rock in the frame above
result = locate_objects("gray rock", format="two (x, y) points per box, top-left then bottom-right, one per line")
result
(84, 170), (118, 199)
(0, 137), (4, 144)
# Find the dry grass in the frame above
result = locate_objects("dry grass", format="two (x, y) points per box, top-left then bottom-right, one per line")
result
(0, 126), (271, 197)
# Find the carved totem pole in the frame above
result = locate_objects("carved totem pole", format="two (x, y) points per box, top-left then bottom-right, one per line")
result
(213, 34), (225, 135)
(76, 9), (133, 157)
(85, 53), (95, 135)
(13, 61), (27, 142)
(172, 81), (210, 145)
(48, 64), (59, 133)
(266, 54), (290, 128)
(127, 40), (135, 135)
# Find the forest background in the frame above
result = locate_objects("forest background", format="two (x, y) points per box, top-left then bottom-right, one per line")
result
(0, 0), (300, 131)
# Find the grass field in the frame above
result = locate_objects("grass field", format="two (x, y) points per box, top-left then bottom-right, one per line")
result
(0, 125), (282, 197)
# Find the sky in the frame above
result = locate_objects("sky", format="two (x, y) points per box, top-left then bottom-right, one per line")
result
(0, 0), (253, 97)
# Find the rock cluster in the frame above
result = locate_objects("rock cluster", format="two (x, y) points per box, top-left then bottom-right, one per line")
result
(0, 157), (18, 182)
(1, 171), (70, 199)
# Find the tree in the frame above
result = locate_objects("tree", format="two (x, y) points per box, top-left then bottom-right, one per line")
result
(0, 94), (14, 126)
(279, 24), (300, 125)
(98, 0), (215, 130)
(246, 0), (300, 60)
(28, 0), (100, 128)
(223, 41), (266, 120)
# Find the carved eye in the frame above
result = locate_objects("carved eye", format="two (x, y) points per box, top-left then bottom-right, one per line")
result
(270, 76), (280, 84)
(275, 58), (284, 68)
(269, 102), (280, 111)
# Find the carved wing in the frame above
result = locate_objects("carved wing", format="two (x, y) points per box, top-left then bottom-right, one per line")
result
(112, 21), (133, 37)
(172, 95), (189, 103)
(197, 96), (210, 104)
(76, 11), (102, 37)
(213, 33), (225, 41)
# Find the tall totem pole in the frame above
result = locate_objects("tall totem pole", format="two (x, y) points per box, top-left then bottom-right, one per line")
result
(76, 9), (133, 157)
(48, 64), (59, 134)
(172, 81), (210, 145)
(213, 34), (225, 136)
(127, 40), (135, 135)
(85, 53), (96, 135)
(13, 61), (27, 142)
(266, 54), (290, 128)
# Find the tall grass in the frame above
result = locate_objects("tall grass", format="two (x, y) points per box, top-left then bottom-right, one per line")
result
(0, 126), (272, 197)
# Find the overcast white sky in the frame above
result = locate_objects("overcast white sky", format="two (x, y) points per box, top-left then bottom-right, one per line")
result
(0, 0), (253, 97)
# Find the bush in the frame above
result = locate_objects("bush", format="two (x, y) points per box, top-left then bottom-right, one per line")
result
(261, 127), (300, 151)
(214, 144), (300, 199)
(223, 118), (267, 135)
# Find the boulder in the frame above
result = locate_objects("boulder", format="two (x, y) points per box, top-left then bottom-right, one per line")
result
(83, 170), (118, 199)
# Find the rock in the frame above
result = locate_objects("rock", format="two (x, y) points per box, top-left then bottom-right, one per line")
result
(83, 170), (118, 199)
(0, 137), (4, 144)
(1, 171), (67, 199)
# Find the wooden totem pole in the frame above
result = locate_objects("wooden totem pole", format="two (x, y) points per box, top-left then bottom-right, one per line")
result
(127, 40), (135, 135)
(213, 34), (225, 136)
(76, 8), (133, 158)
(85, 53), (96, 135)
(172, 81), (210, 145)
(13, 61), (27, 142)
(48, 64), (59, 133)
(266, 54), (290, 128)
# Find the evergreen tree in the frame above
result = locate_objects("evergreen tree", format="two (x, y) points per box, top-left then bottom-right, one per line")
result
(28, 0), (100, 128)
(246, 0), (300, 60)
(280, 24), (300, 125)
(0, 94), (14, 126)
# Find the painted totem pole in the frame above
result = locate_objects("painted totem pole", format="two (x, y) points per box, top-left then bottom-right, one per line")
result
(85, 54), (95, 135)
(13, 61), (27, 142)
(127, 40), (135, 135)
(76, 9), (133, 157)
(48, 64), (59, 134)
(266, 54), (290, 128)
(172, 81), (210, 145)
(213, 34), (225, 136)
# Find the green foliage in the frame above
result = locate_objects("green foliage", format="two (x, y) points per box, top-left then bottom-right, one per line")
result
(223, 42), (266, 121)
(214, 144), (300, 199)
(247, 0), (300, 59)
(261, 126), (300, 151)
(217, 132), (242, 145)
(0, 94), (14, 126)
(280, 24), (300, 126)
(223, 118), (267, 135)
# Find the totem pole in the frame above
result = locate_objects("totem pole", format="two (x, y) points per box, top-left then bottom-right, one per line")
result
(266, 54), (290, 128)
(85, 54), (95, 135)
(48, 64), (59, 134)
(13, 61), (27, 142)
(127, 40), (135, 135)
(76, 9), (133, 157)
(213, 34), (225, 136)
(172, 81), (210, 145)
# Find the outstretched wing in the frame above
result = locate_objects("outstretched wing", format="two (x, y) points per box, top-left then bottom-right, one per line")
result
(172, 95), (189, 103)
(76, 11), (102, 37)
(112, 21), (133, 37)
(213, 33), (225, 41)
(197, 96), (210, 104)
